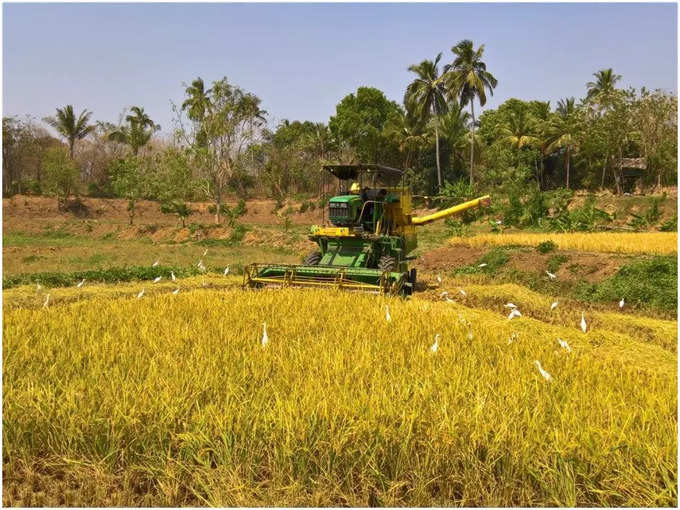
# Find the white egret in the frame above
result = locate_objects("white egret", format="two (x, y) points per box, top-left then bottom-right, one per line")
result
(261, 322), (269, 347)
(440, 291), (448, 298)
(436, 274), (442, 286)
(76, 279), (85, 288)
(153, 276), (162, 283)
(504, 303), (517, 309)
(152, 260), (159, 267)
(580, 313), (587, 333)
(458, 288), (467, 297)
(385, 305), (392, 323)
(551, 301), (558, 311)
(534, 360), (552, 381)
(171, 271), (176, 281)
(36, 283), (42, 291)
(203, 249), (208, 257)
(619, 298), (625, 309)
(137, 288), (145, 299)
(42, 294), (50, 308)
(557, 338), (572, 352)
(508, 309), (522, 320)
(546, 270), (556, 280)
(478, 263), (488, 268)
(430, 334), (440, 353)
(224, 266), (230, 276)
(172, 288), (179, 295)
(507, 332), (518, 345)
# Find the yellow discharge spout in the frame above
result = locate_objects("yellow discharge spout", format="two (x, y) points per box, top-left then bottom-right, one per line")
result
(410, 195), (491, 226)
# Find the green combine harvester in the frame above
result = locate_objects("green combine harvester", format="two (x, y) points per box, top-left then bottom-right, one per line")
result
(244, 164), (491, 295)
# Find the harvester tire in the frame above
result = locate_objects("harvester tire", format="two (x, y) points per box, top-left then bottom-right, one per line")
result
(377, 255), (397, 272)
(303, 251), (322, 265)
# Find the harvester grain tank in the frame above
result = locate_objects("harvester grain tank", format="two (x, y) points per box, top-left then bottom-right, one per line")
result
(244, 164), (490, 295)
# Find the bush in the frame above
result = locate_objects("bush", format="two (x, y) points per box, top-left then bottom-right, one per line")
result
(535, 240), (556, 253)
(549, 195), (611, 232)
(659, 216), (677, 232)
(161, 200), (194, 227)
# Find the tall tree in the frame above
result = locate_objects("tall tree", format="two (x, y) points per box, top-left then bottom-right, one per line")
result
(108, 106), (160, 156)
(586, 68), (622, 102)
(404, 54), (448, 189)
(446, 40), (498, 185)
(43, 105), (95, 159)
(545, 99), (582, 189)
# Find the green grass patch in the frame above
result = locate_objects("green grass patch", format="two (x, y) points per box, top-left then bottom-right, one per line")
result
(455, 247), (510, 275)
(2, 265), (210, 289)
(547, 254), (569, 273)
(575, 256), (678, 313)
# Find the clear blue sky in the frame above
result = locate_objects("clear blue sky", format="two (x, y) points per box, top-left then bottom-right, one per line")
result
(3, 2), (677, 135)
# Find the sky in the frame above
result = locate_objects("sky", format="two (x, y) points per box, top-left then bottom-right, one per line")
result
(2, 2), (678, 136)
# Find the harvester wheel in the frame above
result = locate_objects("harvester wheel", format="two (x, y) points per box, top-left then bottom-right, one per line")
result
(303, 251), (322, 265)
(377, 255), (397, 272)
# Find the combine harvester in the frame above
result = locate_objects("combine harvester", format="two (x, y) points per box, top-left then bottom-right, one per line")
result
(244, 164), (490, 295)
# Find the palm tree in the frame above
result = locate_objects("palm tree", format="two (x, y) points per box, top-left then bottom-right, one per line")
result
(497, 108), (541, 151)
(386, 110), (429, 170)
(43, 105), (95, 159)
(586, 68), (622, 102)
(446, 40), (498, 185)
(545, 102), (581, 189)
(438, 101), (471, 168)
(404, 53), (448, 189)
(108, 106), (160, 156)
(182, 77), (212, 121)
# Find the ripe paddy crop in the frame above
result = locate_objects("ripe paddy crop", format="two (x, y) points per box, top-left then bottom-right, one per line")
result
(450, 232), (678, 255)
(3, 284), (677, 506)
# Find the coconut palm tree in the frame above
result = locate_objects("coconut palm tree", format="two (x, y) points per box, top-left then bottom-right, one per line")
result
(385, 110), (429, 170)
(108, 106), (160, 156)
(497, 108), (541, 151)
(438, 101), (471, 168)
(586, 68), (622, 102)
(545, 102), (582, 189)
(182, 77), (212, 121)
(43, 105), (95, 159)
(446, 40), (498, 185)
(404, 53), (448, 189)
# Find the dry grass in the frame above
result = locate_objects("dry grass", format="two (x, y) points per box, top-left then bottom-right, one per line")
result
(450, 232), (678, 255)
(3, 285), (677, 506)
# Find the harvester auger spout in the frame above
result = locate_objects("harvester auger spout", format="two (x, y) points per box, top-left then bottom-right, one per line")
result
(244, 164), (491, 296)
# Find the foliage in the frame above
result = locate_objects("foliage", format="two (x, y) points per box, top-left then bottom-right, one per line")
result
(549, 195), (611, 232)
(109, 157), (147, 225)
(535, 240), (556, 253)
(107, 106), (160, 156)
(659, 216), (677, 232)
(160, 200), (193, 227)
(41, 146), (81, 210)
(43, 104), (95, 159)
(328, 87), (401, 166)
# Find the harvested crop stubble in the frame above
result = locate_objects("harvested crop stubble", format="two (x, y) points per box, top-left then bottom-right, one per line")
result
(450, 232), (678, 255)
(2, 288), (677, 506)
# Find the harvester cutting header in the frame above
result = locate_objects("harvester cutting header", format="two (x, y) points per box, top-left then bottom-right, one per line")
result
(245, 164), (490, 295)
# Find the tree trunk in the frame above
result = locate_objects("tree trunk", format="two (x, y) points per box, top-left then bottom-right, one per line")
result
(566, 147), (571, 189)
(214, 196), (221, 224)
(435, 125), (442, 191)
(469, 101), (476, 186)
(69, 139), (75, 159)
(601, 152), (609, 189)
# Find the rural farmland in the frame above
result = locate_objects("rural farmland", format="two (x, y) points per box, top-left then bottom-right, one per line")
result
(3, 2), (678, 508)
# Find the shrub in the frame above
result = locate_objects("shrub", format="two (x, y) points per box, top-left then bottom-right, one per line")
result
(536, 240), (556, 253)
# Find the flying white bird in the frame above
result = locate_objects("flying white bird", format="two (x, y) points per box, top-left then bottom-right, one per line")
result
(458, 288), (467, 296)
(137, 288), (145, 299)
(153, 276), (162, 283)
(508, 309), (522, 320)
(557, 338), (572, 352)
(619, 298), (625, 309)
(202, 249), (208, 257)
(580, 313), (587, 333)
(430, 334), (440, 353)
(551, 300), (558, 311)
(224, 266), (230, 276)
(76, 279), (85, 288)
(172, 287), (179, 295)
(504, 303), (517, 309)
(546, 270), (557, 280)
(534, 360), (552, 381)
(171, 271), (176, 281)
(478, 263), (488, 268)
(385, 305), (392, 323)
(261, 322), (269, 347)
(152, 260), (159, 267)
(436, 274), (442, 286)
(42, 294), (50, 308)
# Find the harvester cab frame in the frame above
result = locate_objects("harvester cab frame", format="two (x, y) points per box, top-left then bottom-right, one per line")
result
(244, 164), (491, 296)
